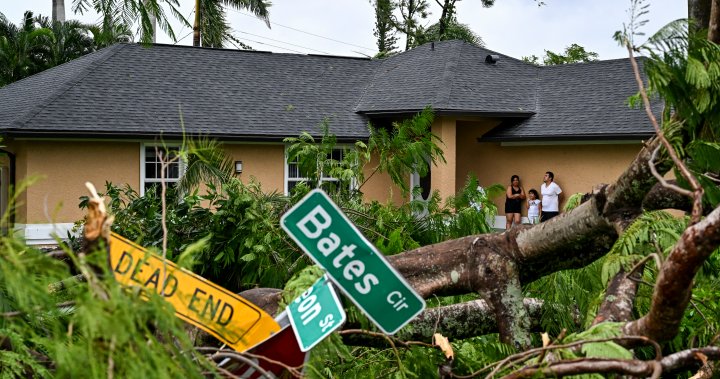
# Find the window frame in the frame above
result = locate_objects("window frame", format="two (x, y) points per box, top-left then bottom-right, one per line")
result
(140, 143), (186, 196)
(284, 145), (355, 195)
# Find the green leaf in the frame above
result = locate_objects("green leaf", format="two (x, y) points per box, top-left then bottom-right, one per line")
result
(581, 341), (633, 359)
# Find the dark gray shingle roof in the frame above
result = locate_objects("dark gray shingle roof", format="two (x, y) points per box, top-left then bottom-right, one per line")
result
(481, 58), (656, 141)
(0, 43), (377, 140)
(355, 40), (537, 114)
(0, 40), (655, 141)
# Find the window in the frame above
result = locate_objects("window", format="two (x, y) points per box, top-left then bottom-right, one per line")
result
(141, 145), (184, 196)
(285, 147), (352, 194)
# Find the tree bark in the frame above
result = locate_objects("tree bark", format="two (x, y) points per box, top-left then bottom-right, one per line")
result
(623, 205), (720, 341)
(52, 0), (65, 23)
(386, 137), (671, 345)
(709, 0), (720, 43)
(592, 268), (641, 325)
(690, 0), (712, 31)
(504, 346), (720, 378)
(193, 0), (202, 47)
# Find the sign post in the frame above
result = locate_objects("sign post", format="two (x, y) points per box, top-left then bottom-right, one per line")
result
(109, 233), (280, 352)
(287, 275), (346, 351)
(281, 189), (425, 334)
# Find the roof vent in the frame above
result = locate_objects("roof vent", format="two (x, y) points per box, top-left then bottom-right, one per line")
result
(485, 54), (500, 64)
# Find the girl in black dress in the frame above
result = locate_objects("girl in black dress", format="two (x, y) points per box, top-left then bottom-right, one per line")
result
(505, 175), (526, 229)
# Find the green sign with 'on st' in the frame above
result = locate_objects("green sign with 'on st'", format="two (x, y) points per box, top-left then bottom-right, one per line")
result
(281, 189), (425, 335)
(287, 275), (346, 352)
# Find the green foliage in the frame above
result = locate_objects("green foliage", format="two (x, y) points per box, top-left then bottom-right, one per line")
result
(522, 43), (599, 65)
(560, 323), (632, 362)
(524, 259), (607, 334)
(0, 11), (55, 86)
(0, 236), (216, 378)
(373, 0), (399, 55)
(562, 192), (584, 212)
(366, 107), (445, 196)
(87, 179), (305, 293)
(66, 113), (497, 377)
(393, 0), (430, 50)
(285, 121), (368, 199)
(621, 17), (720, 207)
(414, 20), (484, 47)
(72, 0), (186, 45)
(280, 265), (325, 310)
(177, 136), (235, 195)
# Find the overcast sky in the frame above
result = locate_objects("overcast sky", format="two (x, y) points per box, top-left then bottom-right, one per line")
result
(2, 0), (687, 60)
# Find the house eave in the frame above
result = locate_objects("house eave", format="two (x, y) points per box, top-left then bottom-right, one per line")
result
(0, 130), (369, 143)
(358, 109), (535, 118)
(478, 132), (655, 143)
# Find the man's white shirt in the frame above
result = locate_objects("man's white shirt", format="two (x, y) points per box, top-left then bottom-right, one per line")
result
(541, 182), (562, 212)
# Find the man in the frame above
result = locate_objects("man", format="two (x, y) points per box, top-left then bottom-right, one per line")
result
(540, 171), (562, 222)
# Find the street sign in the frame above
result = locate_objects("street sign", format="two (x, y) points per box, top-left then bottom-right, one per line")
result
(287, 275), (346, 352)
(109, 233), (280, 352)
(281, 189), (425, 334)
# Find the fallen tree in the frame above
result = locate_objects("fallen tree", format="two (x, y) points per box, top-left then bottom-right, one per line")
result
(3, 7), (720, 379)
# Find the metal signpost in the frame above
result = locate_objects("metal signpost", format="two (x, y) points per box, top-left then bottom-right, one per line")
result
(287, 275), (346, 351)
(109, 233), (280, 352)
(281, 189), (425, 334)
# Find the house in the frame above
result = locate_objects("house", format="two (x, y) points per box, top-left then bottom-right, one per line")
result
(0, 40), (654, 244)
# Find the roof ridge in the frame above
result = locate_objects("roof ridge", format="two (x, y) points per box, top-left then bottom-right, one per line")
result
(539, 56), (637, 68)
(148, 42), (371, 61)
(353, 59), (388, 113)
(11, 45), (128, 130)
(436, 42), (463, 109)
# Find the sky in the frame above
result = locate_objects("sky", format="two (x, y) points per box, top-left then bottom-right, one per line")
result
(2, 0), (687, 60)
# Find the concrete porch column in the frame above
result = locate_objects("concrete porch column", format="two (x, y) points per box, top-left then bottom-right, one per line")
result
(430, 117), (457, 201)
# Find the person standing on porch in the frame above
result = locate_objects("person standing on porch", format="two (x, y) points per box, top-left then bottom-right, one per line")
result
(505, 175), (525, 229)
(540, 171), (562, 222)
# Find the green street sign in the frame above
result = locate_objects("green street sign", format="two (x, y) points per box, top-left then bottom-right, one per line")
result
(281, 189), (425, 334)
(287, 275), (346, 352)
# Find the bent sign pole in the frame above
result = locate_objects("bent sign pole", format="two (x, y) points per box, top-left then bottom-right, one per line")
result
(281, 189), (425, 334)
(109, 233), (280, 352)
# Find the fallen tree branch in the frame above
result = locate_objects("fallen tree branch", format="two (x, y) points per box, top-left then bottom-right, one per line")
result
(623, 205), (720, 341)
(500, 346), (720, 379)
(451, 336), (660, 379)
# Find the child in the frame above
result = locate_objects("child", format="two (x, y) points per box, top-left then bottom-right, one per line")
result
(527, 189), (541, 225)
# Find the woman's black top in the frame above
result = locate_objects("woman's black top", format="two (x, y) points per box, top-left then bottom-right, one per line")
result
(504, 186), (522, 213)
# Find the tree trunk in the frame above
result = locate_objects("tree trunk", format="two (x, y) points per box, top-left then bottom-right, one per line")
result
(623, 205), (720, 341)
(193, 0), (202, 47)
(52, 0), (65, 23)
(709, 0), (720, 43)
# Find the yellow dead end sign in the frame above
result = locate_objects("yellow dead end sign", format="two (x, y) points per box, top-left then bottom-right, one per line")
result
(109, 233), (280, 352)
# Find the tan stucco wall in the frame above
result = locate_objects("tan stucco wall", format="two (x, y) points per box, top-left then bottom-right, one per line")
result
(431, 117), (457, 200)
(361, 152), (406, 206)
(12, 141), (28, 221)
(224, 144), (285, 193)
(9, 141), (406, 226)
(9, 119), (639, 226)
(456, 120), (643, 216)
(10, 140), (140, 223)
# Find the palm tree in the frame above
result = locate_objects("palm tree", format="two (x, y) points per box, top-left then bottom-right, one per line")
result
(36, 15), (95, 67)
(0, 11), (54, 86)
(192, 0), (271, 48)
(71, 0), (187, 44)
(53, 0), (66, 22)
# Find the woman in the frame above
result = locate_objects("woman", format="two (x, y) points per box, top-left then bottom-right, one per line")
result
(505, 175), (525, 229)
